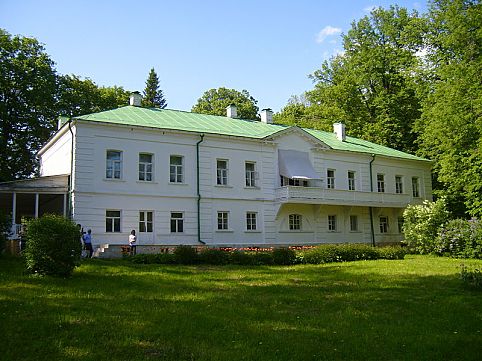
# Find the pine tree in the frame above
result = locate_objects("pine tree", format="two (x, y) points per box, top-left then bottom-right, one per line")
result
(142, 68), (167, 108)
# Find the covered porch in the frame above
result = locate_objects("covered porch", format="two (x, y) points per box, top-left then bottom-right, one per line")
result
(0, 175), (69, 239)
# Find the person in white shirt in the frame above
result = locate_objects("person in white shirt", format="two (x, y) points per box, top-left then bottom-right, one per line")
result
(129, 229), (137, 256)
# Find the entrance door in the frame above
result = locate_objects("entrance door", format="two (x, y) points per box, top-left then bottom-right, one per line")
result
(138, 211), (154, 244)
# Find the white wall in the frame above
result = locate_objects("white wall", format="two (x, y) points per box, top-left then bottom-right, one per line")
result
(39, 128), (72, 176)
(69, 121), (431, 246)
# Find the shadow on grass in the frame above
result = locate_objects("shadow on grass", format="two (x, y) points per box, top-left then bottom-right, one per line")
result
(1, 257), (481, 361)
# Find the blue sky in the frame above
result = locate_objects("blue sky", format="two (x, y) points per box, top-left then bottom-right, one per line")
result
(1, 0), (426, 113)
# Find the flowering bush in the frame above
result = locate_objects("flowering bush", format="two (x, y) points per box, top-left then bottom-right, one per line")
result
(403, 198), (450, 254)
(437, 218), (482, 259)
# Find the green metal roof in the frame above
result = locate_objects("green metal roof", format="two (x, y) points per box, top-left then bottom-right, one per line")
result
(76, 106), (289, 139)
(304, 129), (429, 162)
(75, 105), (429, 162)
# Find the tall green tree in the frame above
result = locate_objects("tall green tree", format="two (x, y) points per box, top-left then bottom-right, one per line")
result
(0, 29), (58, 181)
(142, 68), (167, 108)
(277, 6), (426, 153)
(192, 87), (259, 120)
(57, 74), (130, 117)
(416, 0), (482, 217)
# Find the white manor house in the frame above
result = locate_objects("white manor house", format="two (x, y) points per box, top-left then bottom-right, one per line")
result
(0, 93), (432, 252)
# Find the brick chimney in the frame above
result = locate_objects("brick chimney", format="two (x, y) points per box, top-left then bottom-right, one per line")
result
(261, 109), (273, 124)
(129, 91), (142, 107)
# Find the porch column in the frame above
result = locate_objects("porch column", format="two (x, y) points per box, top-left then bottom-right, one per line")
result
(63, 193), (67, 217)
(35, 193), (39, 218)
(12, 192), (16, 229)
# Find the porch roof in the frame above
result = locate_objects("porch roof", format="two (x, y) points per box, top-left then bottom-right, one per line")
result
(0, 175), (69, 193)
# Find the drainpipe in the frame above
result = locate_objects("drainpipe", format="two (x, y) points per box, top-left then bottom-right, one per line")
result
(196, 134), (206, 244)
(369, 154), (376, 247)
(67, 119), (75, 219)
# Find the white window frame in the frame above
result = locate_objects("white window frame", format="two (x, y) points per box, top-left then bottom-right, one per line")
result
(217, 211), (229, 230)
(379, 216), (389, 233)
(350, 215), (358, 232)
(139, 211), (153, 233)
(395, 175), (403, 194)
(328, 215), (337, 232)
(327, 169), (335, 189)
(106, 210), (121, 233)
(289, 214), (302, 231)
(216, 159), (229, 185)
(246, 212), (257, 231)
(412, 177), (420, 197)
(170, 155), (184, 183)
(245, 161), (257, 187)
(106, 150), (122, 179)
(348, 171), (356, 191)
(377, 173), (385, 193)
(170, 212), (184, 233)
(138, 153), (153, 182)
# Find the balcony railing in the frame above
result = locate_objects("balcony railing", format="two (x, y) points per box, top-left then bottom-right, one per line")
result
(275, 186), (418, 207)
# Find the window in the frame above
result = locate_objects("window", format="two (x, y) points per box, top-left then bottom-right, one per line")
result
(398, 217), (404, 234)
(289, 214), (302, 230)
(395, 176), (403, 194)
(170, 212), (184, 233)
(106, 150), (122, 179)
(170, 155), (183, 183)
(379, 216), (388, 233)
(350, 215), (358, 232)
(246, 212), (257, 231)
(216, 159), (228, 185)
(348, 171), (356, 191)
(245, 162), (256, 187)
(377, 174), (385, 193)
(281, 176), (308, 187)
(412, 177), (420, 197)
(106, 210), (121, 232)
(139, 211), (153, 232)
(327, 169), (335, 189)
(138, 153), (153, 181)
(328, 215), (337, 231)
(217, 212), (229, 230)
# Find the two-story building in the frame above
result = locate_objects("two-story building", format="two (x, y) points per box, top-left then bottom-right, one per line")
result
(0, 93), (431, 251)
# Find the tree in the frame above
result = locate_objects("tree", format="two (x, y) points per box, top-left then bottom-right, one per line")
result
(416, 0), (482, 217)
(57, 74), (130, 117)
(0, 29), (58, 181)
(283, 6), (426, 153)
(142, 68), (167, 108)
(192, 87), (259, 120)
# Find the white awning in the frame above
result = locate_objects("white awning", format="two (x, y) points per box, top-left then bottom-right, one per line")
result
(278, 150), (321, 179)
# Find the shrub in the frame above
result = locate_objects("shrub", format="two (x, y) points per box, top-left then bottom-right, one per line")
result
(0, 211), (11, 255)
(437, 218), (482, 259)
(403, 198), (450, 254)
(23, 214), (82, 277)
(229, 250), (253, 265)
(199, 248), (230, 265)
(129, 253), (175, 264)
(376, 246), (407, 260)
(460, 265), (482, 289)
(300, 244), (380, 264)
(173, 245), (199, 264)
(272, 247), (296, 265)
(250, 251), (274, 265)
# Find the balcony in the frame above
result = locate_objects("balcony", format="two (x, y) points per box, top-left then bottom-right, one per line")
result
(275, 186), (418, 208)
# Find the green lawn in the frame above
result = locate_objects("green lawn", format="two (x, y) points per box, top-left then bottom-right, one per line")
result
(1, 255), (481, 361)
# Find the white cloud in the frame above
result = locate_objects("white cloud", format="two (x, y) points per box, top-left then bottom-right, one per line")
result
(316, 25), (342, 44)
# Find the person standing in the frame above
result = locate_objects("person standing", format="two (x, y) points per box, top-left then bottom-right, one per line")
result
(82, 229), (93, 258)
(129, 230), (137, 256)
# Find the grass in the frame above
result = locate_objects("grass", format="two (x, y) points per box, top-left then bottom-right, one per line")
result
(0, 255), (481, 361)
